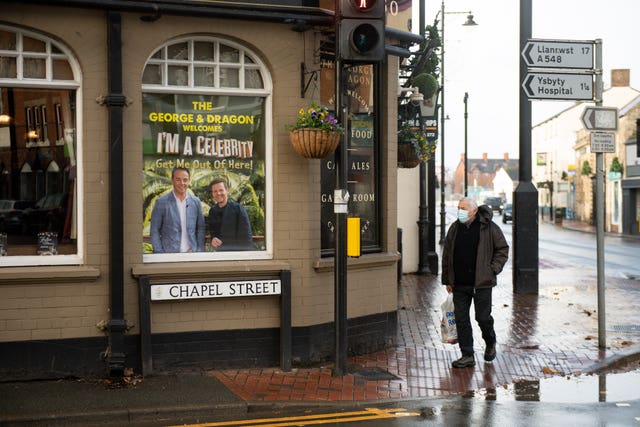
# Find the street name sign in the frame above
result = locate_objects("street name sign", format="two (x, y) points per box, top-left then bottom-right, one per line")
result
(522, 39), (594, 69)
(590, 132), (615, 153)
(581, 106), (618, 131)
(522, 72), (593, 100)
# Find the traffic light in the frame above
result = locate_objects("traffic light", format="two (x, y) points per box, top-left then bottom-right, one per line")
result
(338, 0), (385, 63)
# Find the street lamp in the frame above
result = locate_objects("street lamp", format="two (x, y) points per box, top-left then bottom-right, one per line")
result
(438, 0), (477, 243)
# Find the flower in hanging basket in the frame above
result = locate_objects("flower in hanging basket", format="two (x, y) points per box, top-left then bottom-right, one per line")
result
(412, 131), (437, 162)
(288, 101), (344, 133)
(397, 122), (437, 164)
(397, 122), (421, 168)
(287, 101), (344, 159)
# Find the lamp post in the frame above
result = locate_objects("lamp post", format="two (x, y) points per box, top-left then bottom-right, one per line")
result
(438, 0), (477, 243)
(463, 91), (468, 196)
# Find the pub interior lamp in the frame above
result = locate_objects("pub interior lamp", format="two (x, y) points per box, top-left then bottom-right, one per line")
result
(0, 89), (10, 125)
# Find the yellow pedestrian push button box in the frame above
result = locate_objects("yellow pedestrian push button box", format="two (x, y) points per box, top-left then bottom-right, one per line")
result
(347, 217), (361, 257)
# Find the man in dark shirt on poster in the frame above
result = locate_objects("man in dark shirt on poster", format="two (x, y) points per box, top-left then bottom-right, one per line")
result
(207, 178), (253, 251)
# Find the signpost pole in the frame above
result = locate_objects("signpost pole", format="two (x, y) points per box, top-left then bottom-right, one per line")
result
(513, 0), (539, 294)
(594, 39), (606, 349)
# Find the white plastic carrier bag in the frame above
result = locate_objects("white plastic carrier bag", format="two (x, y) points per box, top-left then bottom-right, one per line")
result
(440, 293), (458, 344)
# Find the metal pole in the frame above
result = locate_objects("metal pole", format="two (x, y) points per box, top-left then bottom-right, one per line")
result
(333, 58), (348, 377)
(417, 113), (430, 274)
(333, 0), (347, 376)
(594, 39), (606, 349)
(417, 0), (436, 274)
(463, 92), (468, 197)
(513, 0), (539, 294)
(439, 0), (446, 243)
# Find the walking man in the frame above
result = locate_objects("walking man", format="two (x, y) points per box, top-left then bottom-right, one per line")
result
(441, 197), (509, 368)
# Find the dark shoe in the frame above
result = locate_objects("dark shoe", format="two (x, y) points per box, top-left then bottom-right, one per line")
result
(484, 343), (496, 362)
(452, 355), (475, 368)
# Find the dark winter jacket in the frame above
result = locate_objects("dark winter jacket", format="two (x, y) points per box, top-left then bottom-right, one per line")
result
(441, 204), (509, 289)
(207, 199), (253, 251)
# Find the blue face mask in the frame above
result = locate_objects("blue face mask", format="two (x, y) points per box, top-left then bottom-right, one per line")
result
(457, 209), (469, 223)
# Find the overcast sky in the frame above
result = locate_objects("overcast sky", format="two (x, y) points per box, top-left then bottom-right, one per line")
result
(418, 0), (640, 171)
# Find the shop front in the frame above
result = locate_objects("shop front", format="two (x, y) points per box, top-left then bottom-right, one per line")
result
(0, 1), (407, 379)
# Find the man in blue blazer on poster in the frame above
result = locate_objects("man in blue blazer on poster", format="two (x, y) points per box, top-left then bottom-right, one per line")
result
(150, 167), (205, 253)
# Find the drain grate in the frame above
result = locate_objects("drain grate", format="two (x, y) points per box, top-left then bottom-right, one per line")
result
(350, 366), (400, 381)
(609, 325), (640, 333)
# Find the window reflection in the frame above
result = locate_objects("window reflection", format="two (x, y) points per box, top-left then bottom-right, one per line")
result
(0, 87), (77, 256)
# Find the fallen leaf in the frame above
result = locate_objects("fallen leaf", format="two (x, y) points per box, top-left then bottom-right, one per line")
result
(542, 367), (559, 375)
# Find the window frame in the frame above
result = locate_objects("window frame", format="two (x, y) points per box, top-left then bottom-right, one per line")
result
(0, 25), (83, 267)
(141, 35), (273, 264)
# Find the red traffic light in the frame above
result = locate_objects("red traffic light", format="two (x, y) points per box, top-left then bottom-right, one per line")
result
(352, 0), (376, 12)
(340, 0), (383, 18)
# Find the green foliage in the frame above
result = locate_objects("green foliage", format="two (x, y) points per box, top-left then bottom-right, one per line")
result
(410, 23), (441, 78)
(610, 156), (623, 173)
(581, 160), (593, 176)
(397, 122), (437, 162)
(411, 73), (439, 98)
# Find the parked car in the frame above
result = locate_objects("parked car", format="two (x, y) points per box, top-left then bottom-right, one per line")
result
(20, 193), (68, 236)
(483, 197), (505, 214)
(502, 203), (513, 223)
(0, 199), (35, 233)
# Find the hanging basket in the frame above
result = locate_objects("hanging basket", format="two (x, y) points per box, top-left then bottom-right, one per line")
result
(289, 128), (341, 159)
(398, 140), (421, 168)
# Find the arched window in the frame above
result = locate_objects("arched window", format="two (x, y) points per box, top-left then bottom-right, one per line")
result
(0, 25), (81, 264)
(141, 36), (272, 262)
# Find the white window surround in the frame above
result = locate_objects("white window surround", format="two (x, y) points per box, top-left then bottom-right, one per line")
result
(142, 36), (273, 263)
(0, 24), (83, 267)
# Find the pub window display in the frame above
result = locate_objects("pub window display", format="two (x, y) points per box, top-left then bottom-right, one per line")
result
(141, 36), (270, 260)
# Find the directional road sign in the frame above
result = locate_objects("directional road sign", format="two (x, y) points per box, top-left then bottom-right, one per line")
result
(590, 132), (615, 153)
(522, 72), (593, 101)
(522, 39), (594, 69)
(581, 106), (618, 131)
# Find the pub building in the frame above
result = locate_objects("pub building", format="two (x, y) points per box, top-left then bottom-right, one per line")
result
(0, 0), (420, 379)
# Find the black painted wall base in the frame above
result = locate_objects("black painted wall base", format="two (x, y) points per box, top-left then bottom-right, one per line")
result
(0, 311), (397, 381)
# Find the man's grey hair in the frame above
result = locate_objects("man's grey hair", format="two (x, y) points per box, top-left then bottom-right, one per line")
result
(459, 197), (478, 210)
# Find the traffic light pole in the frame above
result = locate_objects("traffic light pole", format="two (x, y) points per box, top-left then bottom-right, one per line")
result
(333, 58), (348, 377)
(333, 0), (385, 377)
(513, 0), (538, 294)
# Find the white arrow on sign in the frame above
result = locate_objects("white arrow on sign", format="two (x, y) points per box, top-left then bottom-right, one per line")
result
(581, 106), (618, 131)
(522, 72), (593, 101)
(522, 39), (594, 69)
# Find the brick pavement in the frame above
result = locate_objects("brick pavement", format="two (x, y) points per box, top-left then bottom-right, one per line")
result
(212, 260), (640, 402)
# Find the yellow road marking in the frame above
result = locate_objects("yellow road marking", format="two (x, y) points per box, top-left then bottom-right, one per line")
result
(169, 407), (420, 427)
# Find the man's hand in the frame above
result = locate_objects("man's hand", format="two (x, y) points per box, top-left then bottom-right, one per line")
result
(211, 237), (223, 248)
(446, 285), (453, 294)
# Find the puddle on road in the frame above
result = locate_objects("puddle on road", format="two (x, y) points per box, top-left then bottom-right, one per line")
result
(476, 370), (640, 403)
